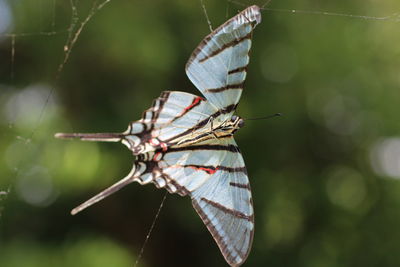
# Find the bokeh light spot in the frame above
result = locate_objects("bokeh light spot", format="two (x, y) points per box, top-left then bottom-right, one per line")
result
(4, 84), (56, 130)
(323, 94), (361, 136)
(370, 137), (400, 179)
(15, 165), (57, 207)
(0, 0), (12, 36)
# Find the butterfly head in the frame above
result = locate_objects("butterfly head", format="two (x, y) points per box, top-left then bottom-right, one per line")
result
(230, 115), (245, 129)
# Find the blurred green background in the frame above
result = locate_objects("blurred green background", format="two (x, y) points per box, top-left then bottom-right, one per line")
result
(1, 0), (400, 266)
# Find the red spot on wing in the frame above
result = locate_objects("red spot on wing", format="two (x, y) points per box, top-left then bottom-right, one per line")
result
(174, 96), (204, 121)
(184, 96), (203, 112)
(188, 165), (218, 175)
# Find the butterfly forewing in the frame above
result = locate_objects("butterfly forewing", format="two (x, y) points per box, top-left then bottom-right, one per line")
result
(186, 5), (261, 110)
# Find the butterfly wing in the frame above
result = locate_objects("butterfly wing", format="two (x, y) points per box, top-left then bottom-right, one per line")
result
(185, 5), (261, 110)
(121, 91), (216, 154)
(134, 137), (254, 266)
(190, 139), (253, 266)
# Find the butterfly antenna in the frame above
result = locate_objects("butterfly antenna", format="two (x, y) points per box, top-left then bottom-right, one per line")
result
(55, 132), (124, 142)
(245, 113), (282, 121)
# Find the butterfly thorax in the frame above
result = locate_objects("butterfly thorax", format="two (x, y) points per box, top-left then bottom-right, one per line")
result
(218, 115), (245, 133)
(170, 114), (244, 148)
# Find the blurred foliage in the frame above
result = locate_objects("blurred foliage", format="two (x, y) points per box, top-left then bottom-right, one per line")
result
(1, 0), (400, 266)
(1, 237), (133, 267)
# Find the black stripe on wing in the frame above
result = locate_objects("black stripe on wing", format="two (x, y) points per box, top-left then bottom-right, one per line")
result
(186, 6), (261, 67)
(205, 82), (245, 93)
(167, 144), (240, 153)
(200, 197), (253, 221)
(228, 66), (248, 75)
(197, 32), (253, 63)
(229, 182), (251, 190)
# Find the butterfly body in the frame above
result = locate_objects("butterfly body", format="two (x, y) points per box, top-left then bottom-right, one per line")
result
(56, 6), (261, 266)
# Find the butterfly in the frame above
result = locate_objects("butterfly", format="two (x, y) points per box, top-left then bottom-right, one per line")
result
(56, 5), (261, 266)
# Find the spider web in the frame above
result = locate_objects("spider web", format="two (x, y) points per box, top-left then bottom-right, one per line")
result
(0, 0), (399, 266)
(0, 0), (112, 212)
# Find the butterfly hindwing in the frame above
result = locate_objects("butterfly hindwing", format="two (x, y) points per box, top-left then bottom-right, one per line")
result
(122, 91), (218, 154)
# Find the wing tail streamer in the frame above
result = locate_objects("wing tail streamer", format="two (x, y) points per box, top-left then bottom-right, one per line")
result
(71, 165), (138, 215)
(55, 132), (123, 142)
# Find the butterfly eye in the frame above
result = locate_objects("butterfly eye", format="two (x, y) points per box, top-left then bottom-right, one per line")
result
(238, 119), (245, 128)
(231, 115), (238, 122)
